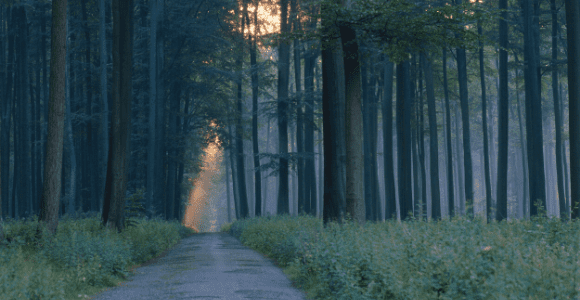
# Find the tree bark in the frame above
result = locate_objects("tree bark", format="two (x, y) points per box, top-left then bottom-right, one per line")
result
(382, 57), (396, 220)
(277, 0), (290, 215)
(477, 14), (492, 220)
(321, 3), (346, 224)
(16, 6), (31, 218)
(235, 3), (249, 219)
(39, 0), (67, 235)
(566, 0), (580, 219)
(1, 5), (13, 220)
(442, 49), (455, 218)
(496, 0), (509, 221)
(248, 5), (262, 218)
(515, 77), (529, 218)
(522, 0), (546, 216)
(303, 39), (317, 217)
(155, 0), (166, 218)
(147, 0), (158, 218)
(103, 0), (133, 232)
(339, 25), (365, 225)
(397, 61), (413, 220)
(455, 4), (474, 216)
(98, 0), (108, 214)
(421, 53), (441, 220)
(551, 0), (567, 219)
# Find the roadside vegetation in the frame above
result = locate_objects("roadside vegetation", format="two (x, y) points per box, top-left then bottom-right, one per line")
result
(225, 213), (580, 299)
(0, 213), (196, 300)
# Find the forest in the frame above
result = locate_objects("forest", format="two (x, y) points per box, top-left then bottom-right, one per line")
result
(2, 0), (579, 230)
(1, 0), (580, 298)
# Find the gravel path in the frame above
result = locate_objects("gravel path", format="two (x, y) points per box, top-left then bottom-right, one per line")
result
(90, 232), (307, 300)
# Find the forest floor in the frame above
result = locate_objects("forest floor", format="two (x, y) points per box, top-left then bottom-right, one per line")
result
(87, 232), (307, 300)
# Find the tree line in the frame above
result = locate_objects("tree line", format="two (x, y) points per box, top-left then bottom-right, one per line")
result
(1, 0), (580, 237)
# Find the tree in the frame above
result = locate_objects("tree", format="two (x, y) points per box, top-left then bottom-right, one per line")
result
(249, 2), (262, 217)
(1, 5), (14, 220)
(397, 61), (413, 220)
(98, 0), (108, 213)
(421, 53), (441, 220)
(102, 0), (133, 232)
(303, 4), (317, 216)
(39, 0), (68, 235)
(322, 0), (346, 224)
(551, 0), (567, 220)
(456, 0), (474, 217)
(442, 48), (455, 218)
(382, 56), (396, 220)
(496, 0), (508, 221)
(147, 0), (158, 218)
(522, 0), (546, 217)
(235, 2), (249, 219)
(566, 0), (580, 219)
(277, 0), (290, 215)
(340, 24), (365, 225)
(477, 7), (493, 221)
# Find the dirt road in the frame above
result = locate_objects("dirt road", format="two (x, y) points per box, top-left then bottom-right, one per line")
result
(90, 232), (307, 300)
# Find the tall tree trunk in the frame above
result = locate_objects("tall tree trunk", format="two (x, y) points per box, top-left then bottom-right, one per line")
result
(417, 57), (427, 219)
(81, 0), (97, 212)
(41, 4), (48, 196)
(566, 0), (580, 219)
(65, 66), (76, 216)
(303, 41), (317, 217)
(277, 0), (290, 215)
(155, 0), (166, 218)
(363, 53), (373, 220)
(516, 77), (529, 218)
(496, 0), (509, 221)
(0, 0), (4, 229)
(66, 19), (77, 216)
(34, 18), (42, 216)
(455, 0), (474, 216)
(16, 6), (31, 218)
(147, 0), (157, 218)
(103, 0), (133, 231)
(421, 53), (441, 220)
(1, 5), (13, 220)
(99, 0), (108, 214)
(478, 14), (493, 220)
(321, 2), (346, 224)
(442, 48), (455, 218)
(166, 80), (180, 221)
(234, 3), (249, 219)
(290, 0), (304, 215)
(522, 0), (546, 216)
(249, 4), (262, 218)
(225, 148), (232, 222)
(340, 25), (365, 225)
(229, 126), (240, 220)
(552, 0), (567, 219)
(397, 61), (413, 220)
(382, 57), (396, 220)
(39, 0), (67, 235)
(454, 100), (465, 214)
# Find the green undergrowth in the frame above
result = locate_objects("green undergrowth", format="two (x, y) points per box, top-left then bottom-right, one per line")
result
(226, 213), (580, 300)
(0, 213), (196, 300)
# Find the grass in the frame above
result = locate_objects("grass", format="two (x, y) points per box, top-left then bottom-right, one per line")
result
(0, 213), (196, 300)
(225, 213), (580, 300)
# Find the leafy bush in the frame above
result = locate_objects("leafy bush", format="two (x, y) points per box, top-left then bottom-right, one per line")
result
(0, 212), (193, 299)
(229, 213), (580, 300)
(122, 217), (182, 264)
(0, 247), (66, 300)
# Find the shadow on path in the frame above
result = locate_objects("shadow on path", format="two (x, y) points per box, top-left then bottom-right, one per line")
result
(90, 233), (307, 300)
